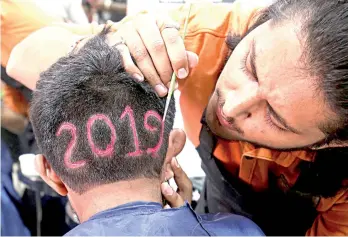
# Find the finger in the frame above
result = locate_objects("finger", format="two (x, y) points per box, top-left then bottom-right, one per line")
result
(164, 51), (198, 88)
(163, 129), (186, 165)
(164, 163), (174, 181)
(186, 51), (199, 69)
(171, 157), (192, 204)
(113, 43), (144, 82)
(159, 22), (189, 79)
(120, 23), (168, 97)
(161, 129), (186, 181)
(135, 14), (173, 86)
(165, 81), (178, 90)
(161, 182), (185, 208)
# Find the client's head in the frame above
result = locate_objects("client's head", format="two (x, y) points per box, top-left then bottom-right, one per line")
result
(30, 27), (175, 196)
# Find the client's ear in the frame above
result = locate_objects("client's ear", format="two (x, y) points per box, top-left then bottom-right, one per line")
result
(161, 129), (186, 180)
(35, 154), (68, 196)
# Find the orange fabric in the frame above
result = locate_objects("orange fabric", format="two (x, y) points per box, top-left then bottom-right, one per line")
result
(1, 0), (61, 116)
(2, 85), (29, 117)
(9, 1), (347, 234)
(168, 1), (348, 235)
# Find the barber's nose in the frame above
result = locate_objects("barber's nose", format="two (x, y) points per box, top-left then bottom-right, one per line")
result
(223, 82), (260, 119)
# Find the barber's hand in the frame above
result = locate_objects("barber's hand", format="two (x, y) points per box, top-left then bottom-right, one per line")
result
(160, 129), (192, 207)
(106, 13), (199, 97)
(161, 157), (193, 208)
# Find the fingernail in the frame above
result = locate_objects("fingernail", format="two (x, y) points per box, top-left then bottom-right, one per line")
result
(162, 182), (174, 195)
(133, 73), (144, 82)
(172, 157), (180, 168)
(177, 68), (187, 79)
(155, 84), (167, 96)
(189, 54), (199, 68)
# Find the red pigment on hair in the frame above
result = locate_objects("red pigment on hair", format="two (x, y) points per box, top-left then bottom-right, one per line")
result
(120, 106), (142, 157)
(87, 114), (116, 157)
(56, 122), (86, 169)
(144, 111), (163, 158)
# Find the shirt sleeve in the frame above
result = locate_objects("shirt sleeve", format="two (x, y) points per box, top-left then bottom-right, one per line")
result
(306, 190), (348, 236)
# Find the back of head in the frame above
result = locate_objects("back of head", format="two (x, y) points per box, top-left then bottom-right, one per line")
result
(30, 28), (175, 194)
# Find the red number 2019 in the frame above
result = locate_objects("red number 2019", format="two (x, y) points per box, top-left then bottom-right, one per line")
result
(56, 106), (164, 169)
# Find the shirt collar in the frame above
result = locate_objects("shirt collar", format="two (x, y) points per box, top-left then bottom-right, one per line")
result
(89, 201), (163, 221)
(241, 141), (316, 167)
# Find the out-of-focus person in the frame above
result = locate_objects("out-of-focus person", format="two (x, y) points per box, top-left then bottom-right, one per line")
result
(1, 0), (61, 122)
(33, 0), (88, 24)
(1, 1), (74, 236)
(84, 0), (127, 23)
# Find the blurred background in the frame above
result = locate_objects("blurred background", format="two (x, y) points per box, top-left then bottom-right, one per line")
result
(1, 0), (235, 235)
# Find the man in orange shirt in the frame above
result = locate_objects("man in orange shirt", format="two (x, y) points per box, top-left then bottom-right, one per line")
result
(1, 0), (62, 117)
(7, 0), (348, 235)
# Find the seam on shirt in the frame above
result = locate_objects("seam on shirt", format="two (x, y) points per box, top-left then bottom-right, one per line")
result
(247, 158), (257, 184)
(187, 205), (211, 236)
(185, 28), (229, 39)
(89, 203), (161, 220)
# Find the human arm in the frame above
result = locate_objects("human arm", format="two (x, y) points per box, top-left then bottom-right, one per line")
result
(7, 0), (270, 95)
(6, 12), (196, 93)
(6, 26), (83, 90)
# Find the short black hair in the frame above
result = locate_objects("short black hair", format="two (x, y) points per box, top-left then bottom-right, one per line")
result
(30, 27), (175, 194)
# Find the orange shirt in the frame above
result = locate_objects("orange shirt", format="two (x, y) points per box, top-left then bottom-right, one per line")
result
(1, 0), (61, 116)
(8, 0), (348, 235)
(168, 1), (348, 235)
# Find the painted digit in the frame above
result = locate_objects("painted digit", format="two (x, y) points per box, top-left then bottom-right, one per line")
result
(56, 122), (86, 169)
(120, 106), (142, 157)
(144, 111), (164, 158)
(87, 114), (116, 157)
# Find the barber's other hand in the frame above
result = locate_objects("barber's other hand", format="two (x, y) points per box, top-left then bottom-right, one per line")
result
(161, 157), (193, 208)
(160, 129), (192, 207)
(107, 13), (199, 97)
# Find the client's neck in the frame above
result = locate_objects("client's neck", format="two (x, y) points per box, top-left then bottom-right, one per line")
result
(69, 178), (162, 222)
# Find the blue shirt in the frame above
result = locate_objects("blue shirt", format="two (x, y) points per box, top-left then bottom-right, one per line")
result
(1, 140), (30, 236)
(65, 201), (264, 236)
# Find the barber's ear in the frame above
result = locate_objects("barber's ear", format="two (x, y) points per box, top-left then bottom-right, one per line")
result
(35, 154), (68, 196)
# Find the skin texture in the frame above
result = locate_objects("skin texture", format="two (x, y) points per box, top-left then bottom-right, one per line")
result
(35, 129), (190, 222)
(206, 20), (336, 150)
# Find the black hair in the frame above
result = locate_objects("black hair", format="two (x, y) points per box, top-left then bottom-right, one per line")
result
(30, 27), (175, 194)
(225, 0), (348, 198)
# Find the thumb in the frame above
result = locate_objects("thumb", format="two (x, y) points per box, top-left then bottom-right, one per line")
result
(186, 51), (199, 68)
(161, 182), (185, 208)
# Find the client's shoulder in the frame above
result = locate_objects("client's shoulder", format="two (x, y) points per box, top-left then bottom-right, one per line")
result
(198, 212), (265, 236)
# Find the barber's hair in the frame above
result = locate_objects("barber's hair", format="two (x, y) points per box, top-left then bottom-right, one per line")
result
(30, 27), (175, 194)
(226, 0), (348, 198)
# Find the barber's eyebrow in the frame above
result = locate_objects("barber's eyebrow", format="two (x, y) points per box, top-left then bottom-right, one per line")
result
(250, 39), (258, 80)
(267, 103), (301, 134)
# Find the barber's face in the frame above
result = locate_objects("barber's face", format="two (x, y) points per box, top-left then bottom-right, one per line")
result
(206, 21), (335, 150)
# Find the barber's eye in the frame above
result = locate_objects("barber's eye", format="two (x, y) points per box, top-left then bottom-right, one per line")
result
(265, 110), (287, 133)
(240, 52), (257, 82)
